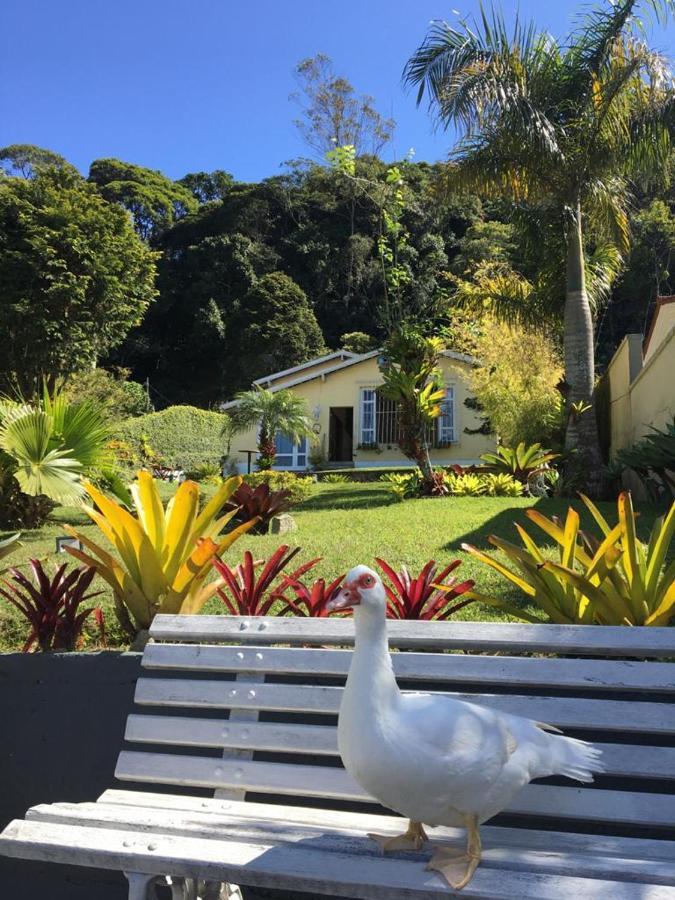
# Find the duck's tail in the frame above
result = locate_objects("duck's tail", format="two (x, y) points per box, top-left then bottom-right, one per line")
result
(542, 729), (605, 783)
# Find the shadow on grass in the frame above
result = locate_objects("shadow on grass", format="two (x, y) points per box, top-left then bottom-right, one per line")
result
(302, 485), (395, 512)
(445, 495), (661, 554)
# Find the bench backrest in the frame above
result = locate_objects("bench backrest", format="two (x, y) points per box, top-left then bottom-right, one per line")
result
(116, 615), (675, 838)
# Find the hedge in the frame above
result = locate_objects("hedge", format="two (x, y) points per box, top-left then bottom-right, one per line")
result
(115, 406), (227, 471)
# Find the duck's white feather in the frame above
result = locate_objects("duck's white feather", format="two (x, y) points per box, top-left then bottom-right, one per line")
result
(337, 585), (603, 829)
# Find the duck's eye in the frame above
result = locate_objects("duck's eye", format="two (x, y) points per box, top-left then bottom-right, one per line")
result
(364, 575), (375, 586)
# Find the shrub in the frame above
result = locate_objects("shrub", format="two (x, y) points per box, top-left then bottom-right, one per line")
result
(463, 492), (675, 626)
(379, 471), (420, 501)
(0, 457), (55, 529)
(244, 470), (314, 505)
(214, 546), (321, 616)
(611, 417), (675, 503)
(470, 319), (564, 447)
(64, 471), (257, 637)
(0, 559), (104, 652)
(321, 473), (350, 484)
(64, 368), (151, 420)
(481, 442), (558, 488)
(375, 558), (475, 620)
(116, 406), (228, 471)
(184, 462), (223, 485)
(446, 473), (485, 496)
(227, 482), (293, 534)
(275, 574), (346, 617)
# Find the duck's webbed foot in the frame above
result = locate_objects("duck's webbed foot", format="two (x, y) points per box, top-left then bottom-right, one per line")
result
(427, 814), (481, 890)
(368, 819), (429, 853)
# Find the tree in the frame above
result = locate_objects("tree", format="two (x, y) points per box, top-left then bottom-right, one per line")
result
(404, 0), (674, 494)
(230, 387), (314, 469)
(292, 54), (395, 158)
(237, 272), (327, 385)
(0, 167), (158, 393)
(64, 368), (151, 420)
(88, 158), (198, 240)
(471, 319), (564, 448)
(178, 170), (234, 203)
(340, 331), (377, 353)
(0, 144), (75, 179)
(378, 324), (446, 490)
(0, 385), (111, 528)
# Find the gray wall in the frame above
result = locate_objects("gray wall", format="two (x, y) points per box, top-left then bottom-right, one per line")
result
(0, 651), (141, 899)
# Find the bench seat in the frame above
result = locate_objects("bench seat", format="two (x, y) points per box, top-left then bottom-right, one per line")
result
(1, 615), (674, 898)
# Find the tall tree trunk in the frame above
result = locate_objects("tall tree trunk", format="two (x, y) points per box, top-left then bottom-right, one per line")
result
(564, 204), (603, 497)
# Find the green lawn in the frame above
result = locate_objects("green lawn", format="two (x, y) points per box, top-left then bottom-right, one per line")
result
(0, 482), (663, 651)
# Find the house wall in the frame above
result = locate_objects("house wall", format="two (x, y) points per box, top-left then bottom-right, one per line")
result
(227, 354), (496, 472)
(604, 334), (643, 455)
(629, 326), (675, 443)
(253, 352), (355, 390)
(643, 298), (675, 363)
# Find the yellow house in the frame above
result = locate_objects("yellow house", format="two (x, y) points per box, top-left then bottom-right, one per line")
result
(601, 294), (675, 467)
(223, 349), (497, 472)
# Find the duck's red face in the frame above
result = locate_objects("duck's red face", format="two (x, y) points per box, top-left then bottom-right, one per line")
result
(327, 571), (377, 612)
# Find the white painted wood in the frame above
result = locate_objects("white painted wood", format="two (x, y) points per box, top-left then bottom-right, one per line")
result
(2, 818), (674, 899)
(114, 752), (675, 828)
(133, 678), (675, 733)
(148, 615), (675, 657)
(122, 715), (675, 781)
(25, 800), (675, 886)
(96, 790), (675, 863)
(142, 643), (675, 693)
(214, 672), (264, 803)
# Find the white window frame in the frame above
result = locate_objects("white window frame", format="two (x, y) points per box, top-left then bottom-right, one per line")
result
(359, 387), (377, 445)
(273, 433), (308, 470)
(437, 384), (456, 444)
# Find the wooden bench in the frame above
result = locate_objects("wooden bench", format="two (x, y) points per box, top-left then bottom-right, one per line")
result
(2, 614), (675, 899)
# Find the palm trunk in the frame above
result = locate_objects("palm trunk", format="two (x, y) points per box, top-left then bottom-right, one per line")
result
(564, 205), (603, 497)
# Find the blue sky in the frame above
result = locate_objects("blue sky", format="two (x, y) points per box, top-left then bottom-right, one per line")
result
(2, 0), (673, 183)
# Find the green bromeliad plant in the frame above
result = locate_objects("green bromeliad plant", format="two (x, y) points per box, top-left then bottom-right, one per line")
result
(463, 492), (675, 625)
(480, 443), (559, 490)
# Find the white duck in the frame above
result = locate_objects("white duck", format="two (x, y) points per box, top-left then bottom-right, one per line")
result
(327, 565), (603, 890)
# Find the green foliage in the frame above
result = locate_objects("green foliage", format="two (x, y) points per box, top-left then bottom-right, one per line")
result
(379, 324), (446, 486)
(64, 368), (150, 421)
(0, 144), (75, 179)
(178, 170), (234, 203)
(0, 167), (158, 391)
(482, 473), (524, 497)
(321, 472), (350, 484)
(612, 418), (675, 503)
(464, 493), (675, 626)
(238, 273), (327, 386)
(244, 470), (315, 506)
(379, 471), (420, 502)
(446, 472), (523, 497)
(0, 386), (111, 510)
(183, 462), (223, 485)
(340, 332), (377, 354)
(88, 158), (198, 240)
(116, 406), (229, 471)
(230, 387), (314, 471)
(469, 319), (564, 448)
(481, 443), (559, 488)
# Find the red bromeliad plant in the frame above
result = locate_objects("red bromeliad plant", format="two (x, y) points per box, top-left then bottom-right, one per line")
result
(275, 573), (346, 617)
(0, 559), (105, 652)
(375, 558), (475, 620)
(226, 482), (292, 534)
(214, 545), (321, 616)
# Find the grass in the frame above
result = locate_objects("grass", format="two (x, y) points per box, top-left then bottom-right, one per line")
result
(0, 482), (663, 652)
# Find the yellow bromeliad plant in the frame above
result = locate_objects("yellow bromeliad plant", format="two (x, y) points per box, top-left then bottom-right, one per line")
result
(462, 492), (675, 626)
(64, 470), (257, 636)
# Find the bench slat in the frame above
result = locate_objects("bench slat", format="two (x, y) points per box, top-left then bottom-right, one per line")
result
(142, 644), (675, 693)
(114, 751), (675, 828)
(97, 790), (675, 863)
(2, 818), (673, 898)
(149, 615), (675, 657)
(123, 715), (675, 781)
(134, 678), (675, 734)
(26, 800), (675, 887)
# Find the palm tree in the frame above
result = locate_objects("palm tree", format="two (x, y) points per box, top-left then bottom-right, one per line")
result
(0, 385), (111, 526)
(229, 387), (314, 470)
(404, 0), (674, 494)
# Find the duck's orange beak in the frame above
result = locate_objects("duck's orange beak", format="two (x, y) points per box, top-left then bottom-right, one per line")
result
(327, 581), (361, 612)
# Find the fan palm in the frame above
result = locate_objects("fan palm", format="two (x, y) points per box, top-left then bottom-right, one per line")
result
(229, 387), (314, 470)
(0, 385), (110, 504)
(404, 0), (674, 494)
